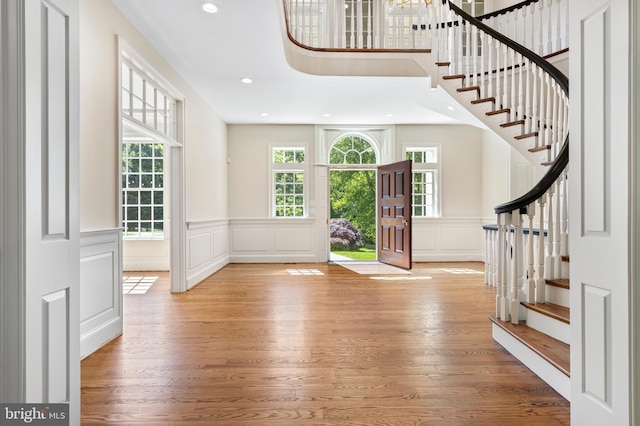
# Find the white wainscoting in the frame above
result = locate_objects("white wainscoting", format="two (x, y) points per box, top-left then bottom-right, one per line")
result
(186, 219), (230, 289)
(411, 218), (485, 262)
(229, 218), (320, 263)
(79, 229), (122, 359)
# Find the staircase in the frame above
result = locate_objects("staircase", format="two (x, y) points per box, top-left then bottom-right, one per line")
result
(282, 0), (571, 401)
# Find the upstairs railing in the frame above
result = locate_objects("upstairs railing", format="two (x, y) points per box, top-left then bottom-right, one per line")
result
(283, 0), (570, 325)
(477, 0), (568, 57)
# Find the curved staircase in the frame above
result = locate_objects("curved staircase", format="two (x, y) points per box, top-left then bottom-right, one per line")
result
(282, 0), (571, 401)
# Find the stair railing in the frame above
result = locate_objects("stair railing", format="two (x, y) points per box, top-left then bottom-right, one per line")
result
(438, 1), (569, 324)
(477, 0), (568, 58)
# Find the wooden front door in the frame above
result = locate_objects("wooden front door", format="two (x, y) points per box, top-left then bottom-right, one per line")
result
(378, 160), (412, 269)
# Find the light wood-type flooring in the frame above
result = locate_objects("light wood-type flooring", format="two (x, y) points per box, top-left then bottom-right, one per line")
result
(81, 262), (570, 425)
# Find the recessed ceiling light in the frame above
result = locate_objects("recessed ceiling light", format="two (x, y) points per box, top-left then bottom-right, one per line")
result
(200, 2), (219, 14)
(386, 113), (394, 117)
(447, 106), (455, 111)
(240, 77), (253, 84)
(260, 113), (269, 117)
(322, 113), (331, 117)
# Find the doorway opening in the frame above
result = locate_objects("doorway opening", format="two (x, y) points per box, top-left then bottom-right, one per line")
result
(329, 169), (377, 262)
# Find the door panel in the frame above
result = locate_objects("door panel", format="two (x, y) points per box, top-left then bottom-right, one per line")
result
(378, 160), (411, 269)
(23, 0), (79, 416)
(569, 0), (632, 423)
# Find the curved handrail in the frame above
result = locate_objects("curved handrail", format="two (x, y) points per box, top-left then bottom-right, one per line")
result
(476, 0), (538, 21)
(442, 0), (569, 215)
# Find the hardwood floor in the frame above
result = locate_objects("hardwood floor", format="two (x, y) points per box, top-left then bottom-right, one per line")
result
(81, 262), (570, 425)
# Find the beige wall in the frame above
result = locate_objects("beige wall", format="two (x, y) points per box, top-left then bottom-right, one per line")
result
(79, 0), (227, 231)
(396, 124), (484, 218)
(228, 125), (316, 218)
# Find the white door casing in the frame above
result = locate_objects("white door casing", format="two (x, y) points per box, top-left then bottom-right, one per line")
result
(1, 0), (80, 421)
(569, 0), (633, 423)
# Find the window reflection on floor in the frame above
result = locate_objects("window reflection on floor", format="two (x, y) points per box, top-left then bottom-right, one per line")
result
(122, 275), (158, 294)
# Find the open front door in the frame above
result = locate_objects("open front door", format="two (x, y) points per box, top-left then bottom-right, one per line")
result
(378, 160), (412, 269)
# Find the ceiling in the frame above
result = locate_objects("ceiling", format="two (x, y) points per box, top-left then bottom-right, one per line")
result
(110, 0), (485, 127)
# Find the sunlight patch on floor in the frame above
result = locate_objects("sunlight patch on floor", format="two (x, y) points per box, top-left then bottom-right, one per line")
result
(287, 269), (324, 276)
(123, 275), (158, 294)
(370, 276), (432, 281)
(439, 268), (483, 274)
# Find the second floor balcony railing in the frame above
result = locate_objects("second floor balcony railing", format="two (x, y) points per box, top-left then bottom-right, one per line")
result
(284, 0), (568, 57)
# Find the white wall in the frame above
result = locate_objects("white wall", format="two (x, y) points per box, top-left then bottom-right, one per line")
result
(79, 0), (228, 229)
(78, 0), (229, 355)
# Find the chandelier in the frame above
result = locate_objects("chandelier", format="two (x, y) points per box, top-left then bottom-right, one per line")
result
(386, 0), (432, 9)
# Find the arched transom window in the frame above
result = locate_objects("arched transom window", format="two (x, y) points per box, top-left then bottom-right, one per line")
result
(329, 135), (377, 165)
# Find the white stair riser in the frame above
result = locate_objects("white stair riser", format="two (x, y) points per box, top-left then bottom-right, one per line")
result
(545, 285), (570, 308)
(525, 308), (570, 344)
(492, 324), (570, 401)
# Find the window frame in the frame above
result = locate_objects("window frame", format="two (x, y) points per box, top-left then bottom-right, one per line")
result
(270, 145), (308, 218)
(405, 145), (441, 218)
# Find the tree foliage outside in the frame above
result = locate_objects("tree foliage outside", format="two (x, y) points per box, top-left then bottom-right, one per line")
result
(330, 170), (376, 245)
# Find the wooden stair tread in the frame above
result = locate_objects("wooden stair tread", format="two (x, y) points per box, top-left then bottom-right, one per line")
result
(501, 119), (525, 128)
(541, 161), (554, 166)
(490, 314), (570, 377)
(457, 85), (479, 93)
(442, 74), (465, 80)
(529, 144), (551, 153)
(546, 278), (569, 289)
(471, 97), (495, 105)
(436, 61), (451, 66)
(515, 131), (539, 140)
(521, 301), (570, 324)
(486, 108), (510, 116)
(561, 255), (570, 263)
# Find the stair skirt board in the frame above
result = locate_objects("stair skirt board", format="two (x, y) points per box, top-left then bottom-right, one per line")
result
(492, 323), (570, 401)
(525, 308), (570, 344)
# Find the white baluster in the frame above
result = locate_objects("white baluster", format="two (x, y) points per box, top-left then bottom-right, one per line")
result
(553, 178), (562, 276)
(546, 0), (553, 53)
(552, 81), (560, 158)
(538, 0), (544, 55)
(536, 194), (547, 303)
(502, 44), (508, 113)
(544, 73), (552, 153)
(518, 53), (525, 120)
(487, 36), (494, 100)
(560, 171), (569, 258)
(525, 59), (532, 133)
(480, 31), (486, 98)
(495, 41), (501, 108)
(544, 185), (555, 279)
(497, 213), (509, 321)
(456, 16), (463, 75)
(510, 48), (517, 122)
(472, 26), (478, 88)
(511, 212), (524, 324)
(526, 203), (536, 303)
(537, 67), (545, 148)
(556, 0), (562, 51)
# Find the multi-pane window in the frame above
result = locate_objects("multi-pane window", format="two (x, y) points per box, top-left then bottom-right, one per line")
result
(122, 142), (165, 238)
(121, 56), (177, 240)
(329, 135), (376, 165)
(122, 59), (176, 139)
(273, 148), (306, 217)
(406, 147), (439, 218)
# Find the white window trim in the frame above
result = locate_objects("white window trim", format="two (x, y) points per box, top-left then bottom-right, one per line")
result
(270, 145), (309, 218)
(404, 144), (442, 218)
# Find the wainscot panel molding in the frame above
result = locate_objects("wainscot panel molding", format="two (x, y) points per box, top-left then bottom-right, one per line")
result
(80, 229), (123, 359)
(229, 218), (321, 263)
(411, 218), (485, 262)
(186, 219), (230, 289)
